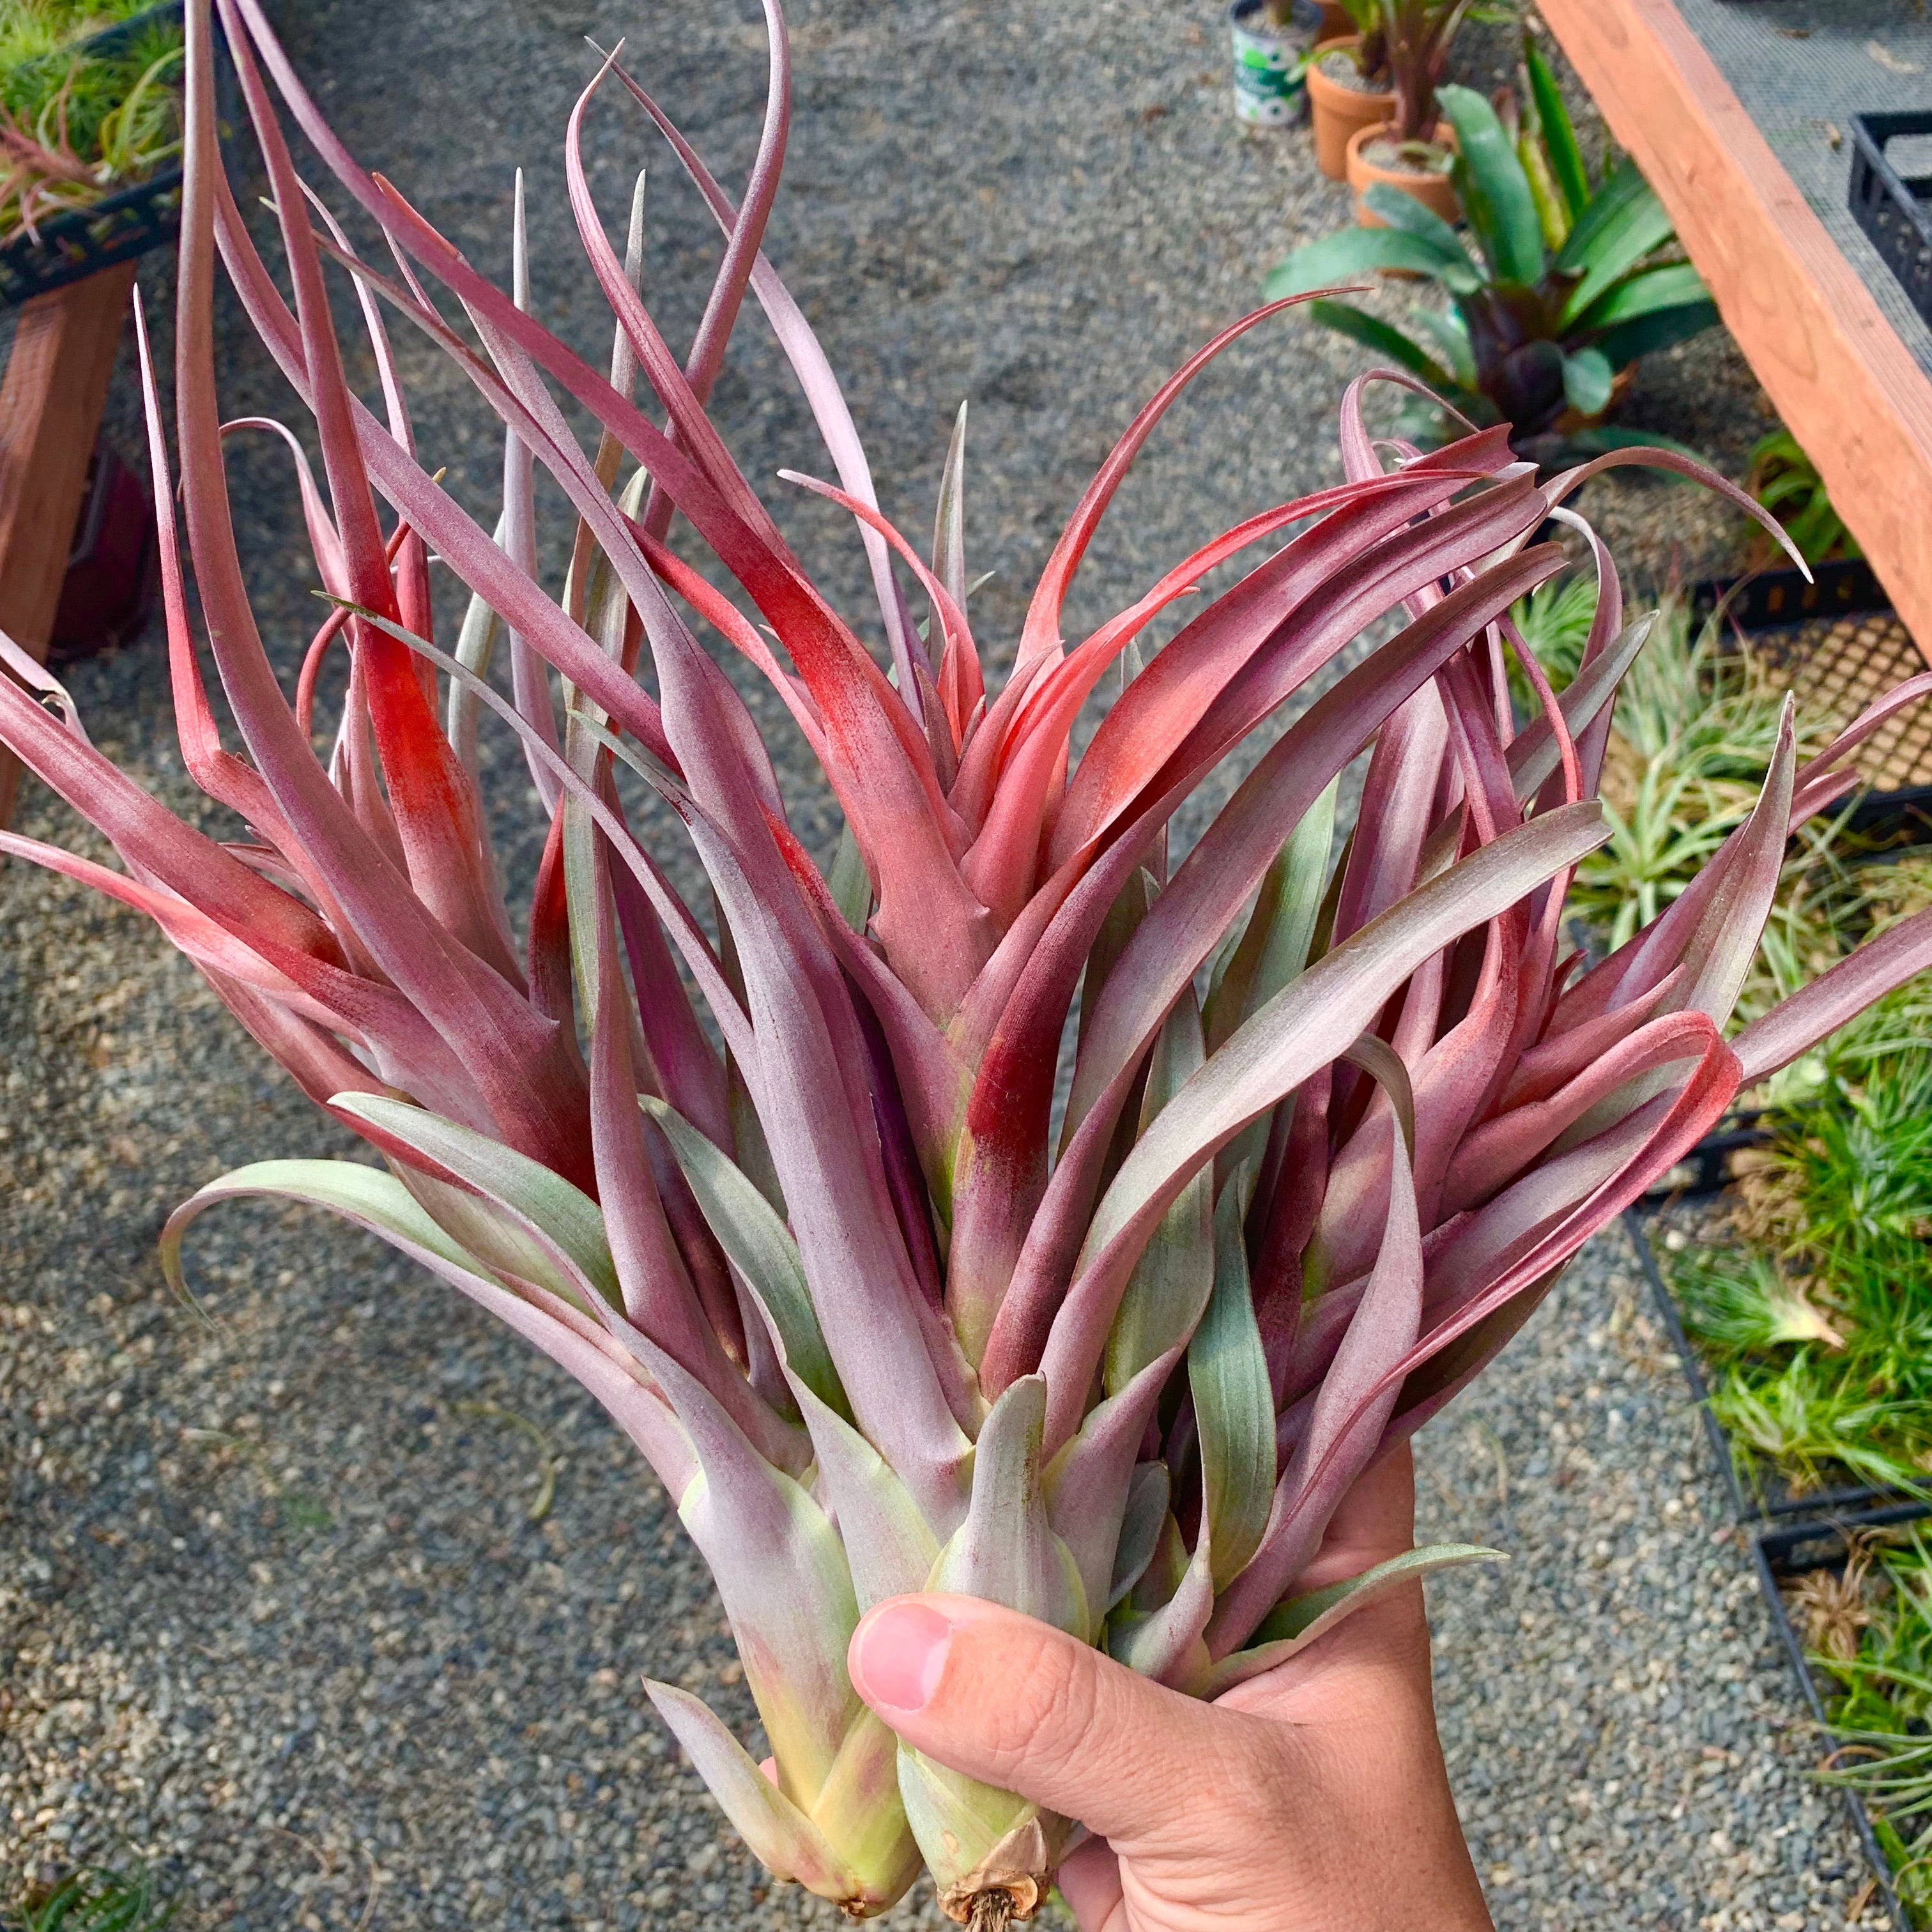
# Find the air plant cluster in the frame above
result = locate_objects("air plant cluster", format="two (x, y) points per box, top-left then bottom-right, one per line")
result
(6, 1), (1932, 1924)
(1, 1), (185, 246)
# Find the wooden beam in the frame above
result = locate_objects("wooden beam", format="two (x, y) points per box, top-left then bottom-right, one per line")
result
(0, 260), (136, 828)
(1538, 0), (1932, 661)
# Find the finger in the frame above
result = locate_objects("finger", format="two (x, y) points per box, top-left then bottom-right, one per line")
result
(847, 1593), (1284, 1848)
(1218, 1445), (1432, 1721)
(1296, 1439), (1416, 1592)
(1055, 1836), (1126, 1930)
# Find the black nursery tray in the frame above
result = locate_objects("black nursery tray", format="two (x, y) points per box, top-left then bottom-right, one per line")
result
(1690, 557), (1892, 634)
(1852, 112), (1932, 336)
(0, 2), (220, 310)
(1752, 1515), (1932, 1931)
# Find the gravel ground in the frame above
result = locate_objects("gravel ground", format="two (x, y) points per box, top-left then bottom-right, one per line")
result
(1, 0), (1842, 1926)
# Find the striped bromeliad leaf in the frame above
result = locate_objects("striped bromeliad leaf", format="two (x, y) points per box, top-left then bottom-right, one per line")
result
(5, 2), (1932, 1924)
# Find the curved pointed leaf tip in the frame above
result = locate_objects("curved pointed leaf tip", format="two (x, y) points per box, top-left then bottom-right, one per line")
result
(15, 1), (1927, 1918)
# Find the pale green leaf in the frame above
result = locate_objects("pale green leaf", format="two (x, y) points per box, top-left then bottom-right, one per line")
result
(642, 1095), (849, 1421)
(1204, 1544), (1505, 1694)
(1188, 1176), (1275, 1589)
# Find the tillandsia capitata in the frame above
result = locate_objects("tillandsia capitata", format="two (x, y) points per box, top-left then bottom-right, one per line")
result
(6, 3), (1932, 1925)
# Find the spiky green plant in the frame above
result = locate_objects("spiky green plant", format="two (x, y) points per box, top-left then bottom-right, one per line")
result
(1505, 568), (1596, 716)
(6, 3), (1932, 1922)
(1268, 33), (1720, 466)
(1744, 429), (1859, 570)
(2, 1864), (176, 1932)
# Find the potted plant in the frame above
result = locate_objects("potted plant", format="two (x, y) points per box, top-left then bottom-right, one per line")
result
(10, 3), (1932, 1926)
(1305, 1), (1394, 180)
(1227, 0), (1325, 129)
(1307, 0), (1487, 197)
(1269, 37), (1721, 465)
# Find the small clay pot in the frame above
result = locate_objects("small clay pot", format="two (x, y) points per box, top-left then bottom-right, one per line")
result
(1305, 38), (1393, 181)
(1346, 119), (1460, 226)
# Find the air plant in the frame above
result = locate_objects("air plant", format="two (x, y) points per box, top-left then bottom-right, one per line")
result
(1815, 1529), (1932, 1918)
(1672, 1046), (1932, 1502)
(1271, 34), (1721, 464)
(6, 1), (1932, 1925)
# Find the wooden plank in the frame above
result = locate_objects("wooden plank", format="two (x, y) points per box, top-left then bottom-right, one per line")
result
(0, 259), (137, 828)
(1538, 0), (1932, 663)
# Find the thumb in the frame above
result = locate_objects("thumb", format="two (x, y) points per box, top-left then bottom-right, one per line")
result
(847, 1593), (1282, 1848)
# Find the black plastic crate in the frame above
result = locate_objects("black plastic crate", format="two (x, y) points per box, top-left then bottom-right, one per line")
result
(1689, 556), (1891, 633)
(1851, 112), (1932, 334)
(1752, 1514), (1932, 1929)
(0, 2), (229, 310)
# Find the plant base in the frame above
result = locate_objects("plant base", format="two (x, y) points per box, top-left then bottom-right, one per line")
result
(966, 1891), (1020, 1932)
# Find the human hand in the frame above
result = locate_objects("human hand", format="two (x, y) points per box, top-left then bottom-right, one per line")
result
(846, 1444), (1492, 1931)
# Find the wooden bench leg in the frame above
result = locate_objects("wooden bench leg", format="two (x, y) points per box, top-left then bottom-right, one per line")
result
(0, 260), (138, 829)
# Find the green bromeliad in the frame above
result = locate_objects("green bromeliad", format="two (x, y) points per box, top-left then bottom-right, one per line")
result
(1268, 33), (1721, 465)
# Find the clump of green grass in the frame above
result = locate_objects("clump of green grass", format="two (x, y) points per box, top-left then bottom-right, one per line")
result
(3, 1864), (177, 1931)
(1, 1), (184, 246)
(1804, 1531), (1932, 1924)
(1671, 1040), (1932, 1500)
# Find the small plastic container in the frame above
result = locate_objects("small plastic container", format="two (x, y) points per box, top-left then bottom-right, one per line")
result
(1227, 0), (1322, 130)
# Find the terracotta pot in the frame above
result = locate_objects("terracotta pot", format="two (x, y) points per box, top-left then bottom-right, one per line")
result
(1345, 119), (1460, 226)
(1305, 39), (1393, 181)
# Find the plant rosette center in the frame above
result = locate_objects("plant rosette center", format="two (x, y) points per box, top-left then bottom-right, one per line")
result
(1358, 133), (1452, 174)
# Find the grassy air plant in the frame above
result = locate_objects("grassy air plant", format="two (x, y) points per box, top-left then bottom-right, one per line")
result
(1674, 1042), (1932, 1499)
(7, 3), (1932, 1924)
(1, 1), (185, 245)
(1813, 1529), (1932, 1919)
(1271, 33), (1721, 465)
